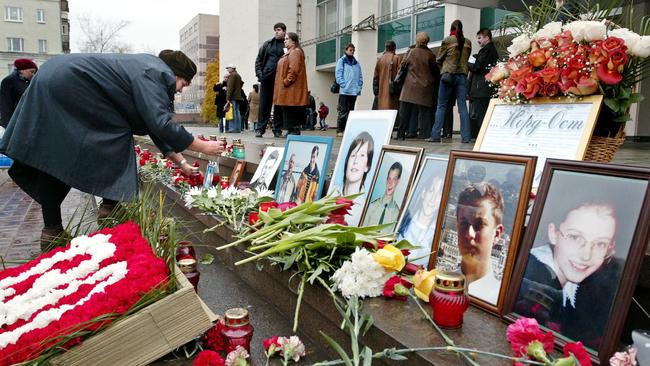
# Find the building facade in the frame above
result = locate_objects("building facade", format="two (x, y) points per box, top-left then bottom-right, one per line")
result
(176, 13), (219, 114)
(219, 0), (650, 137)
(0, 0), (68, 74)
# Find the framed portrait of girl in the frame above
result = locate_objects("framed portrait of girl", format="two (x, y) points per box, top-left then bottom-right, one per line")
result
(504, 159), (650, 365)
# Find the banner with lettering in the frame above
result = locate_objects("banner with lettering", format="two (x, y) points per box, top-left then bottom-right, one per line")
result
(475, 97), (602, 186)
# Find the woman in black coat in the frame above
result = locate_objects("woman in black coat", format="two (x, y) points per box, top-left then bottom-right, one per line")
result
(0, 51), (224, 250)
(0, 58), (38, 128)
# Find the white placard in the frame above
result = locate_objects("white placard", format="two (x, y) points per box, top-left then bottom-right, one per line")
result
(475, 97), (602, 186)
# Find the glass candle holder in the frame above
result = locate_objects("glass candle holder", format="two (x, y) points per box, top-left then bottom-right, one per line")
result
(178, 258), (200, 292)
(248, 211), (259, 226)
(176, 240), (196, 261)
(430, 271), (469, 329)
(220, 176), (230, 190)
(221, 308), (254, 353)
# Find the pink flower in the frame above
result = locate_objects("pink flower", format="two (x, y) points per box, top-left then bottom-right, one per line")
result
(263, 336), (281, 356)
(597, 63), (623, 85)
(331, 198), (354, 215)
(516, 73), (543, 99)
(194, 350), (225, 366)
(567, 76), (599, 96)
(278, 202), (297, 212)
(609, 347), (638, 366)
(383, 276), (412, 301)
(563, 342), (592, 366)
(506, 318), (555, 357)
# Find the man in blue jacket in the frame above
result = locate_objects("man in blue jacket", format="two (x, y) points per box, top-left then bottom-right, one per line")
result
(335, 43), (363, 137)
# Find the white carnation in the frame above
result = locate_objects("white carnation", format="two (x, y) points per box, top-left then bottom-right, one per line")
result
(183, 186), (203, 207)
(534, 21), (562, 40)
(255, 188), (274, 198)
(563, 21), (605, 42)
(331, 248), (391, 298)
(609, 28), (641, 54)
(507, 34), (532, 58)
(207, 186), (219, 198)
(631, 35), (650, 58)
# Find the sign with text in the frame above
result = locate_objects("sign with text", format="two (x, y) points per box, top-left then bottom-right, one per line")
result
(474, 96), (602, 186)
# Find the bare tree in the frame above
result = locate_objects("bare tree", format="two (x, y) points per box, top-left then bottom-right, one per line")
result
(76, 14), (132, 53)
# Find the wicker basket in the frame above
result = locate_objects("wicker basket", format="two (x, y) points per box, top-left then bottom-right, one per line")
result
(583, 124), (626, 162)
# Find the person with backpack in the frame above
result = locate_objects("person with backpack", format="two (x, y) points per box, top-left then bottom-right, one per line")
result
(373, 40), (401, 111)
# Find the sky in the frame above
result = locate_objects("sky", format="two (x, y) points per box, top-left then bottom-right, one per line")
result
(69, 0), (220, 53)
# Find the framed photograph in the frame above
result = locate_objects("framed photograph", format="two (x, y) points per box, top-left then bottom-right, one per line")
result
(430, 150), (536, 314)
(395, 155), (449, 267)
(359, 146), (423, 234)
(250, 146), (284, 192)
(504, 160), (650, 365)
(229, 160), (246, 186)
(274, 135), (334, 204)
(474, 96), (602, 186)
(327, 110), (397, 226)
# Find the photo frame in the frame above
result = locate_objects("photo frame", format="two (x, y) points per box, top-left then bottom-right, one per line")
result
(504, 160), (650, 365)
(274, 135), (334, 204)
(395, 155), (449, 267)
(327, 110), (397, 226)
(359, 146), (423, 234)
(474, 96), (602, 186)
(250, 146), (284, 192)
(229, 160), (246, 186)
(429, 150), (536, 315)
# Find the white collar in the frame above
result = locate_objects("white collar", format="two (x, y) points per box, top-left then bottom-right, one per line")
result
(531, 245), (579, 308)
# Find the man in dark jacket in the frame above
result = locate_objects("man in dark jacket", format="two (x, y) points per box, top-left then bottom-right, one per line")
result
(225, 64), (243, 133)
(0, 50), (224, 250)
(254, 22), (286, 138)
(0, 58), (37, 128)
(213, 74), (228, 133)
(468, 28), (499, 139)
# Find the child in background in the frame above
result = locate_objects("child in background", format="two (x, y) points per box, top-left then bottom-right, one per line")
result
(318, 102), (329, 131)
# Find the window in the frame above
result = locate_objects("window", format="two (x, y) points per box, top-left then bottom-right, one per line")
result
(7, 38), (23, 52)
(37, 9), (45, 23)
(380, 0), (414, 16)
(341, 0), (352, 28)
(5, 6), (22, 22)
(38, 39), (47, 53)
(317, 0), (337, 36)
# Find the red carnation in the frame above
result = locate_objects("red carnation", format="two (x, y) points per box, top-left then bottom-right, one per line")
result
(278, 202), (297, 211)
(563, 342), (592, 366)
(383, 276), (413, 301)
(263, 335), (282, 356)
(506, 318), (555, 357)
(203, 320), (227, 352)
(193, 350), (225, 366)
(403, 262), (424, 275)
(331, 198), (354, 215)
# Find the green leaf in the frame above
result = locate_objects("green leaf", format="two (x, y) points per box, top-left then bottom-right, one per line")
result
(336, 231), (356, 245)
(393, 239), (418, 249)
(199, 253), (214, 265)
(630, 93), (645, 104)
(307, 263), (326, 284)
(282, 249), (302, 271)
(320, 331), (353, 366)
(604, 97), (622, 113)
(362, 347), (373, 366)
(361, 314), (374, 336)
(383, 348), (409, 361)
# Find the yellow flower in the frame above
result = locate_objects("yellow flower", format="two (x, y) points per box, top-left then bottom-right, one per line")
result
(372, 245), (405, 272)
(413, 269), (437, 302)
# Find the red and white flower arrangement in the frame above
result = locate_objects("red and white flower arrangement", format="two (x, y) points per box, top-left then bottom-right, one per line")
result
(0, 221), (169, 365)
(488, 18), (649, 128)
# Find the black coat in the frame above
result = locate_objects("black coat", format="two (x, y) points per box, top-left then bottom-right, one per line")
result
(254, 38), (285, 82)
(213, 82), (227, 118)
(0, 53), (194, 201)
(0, 71), (30, 128)
(468, 42), (499, 98)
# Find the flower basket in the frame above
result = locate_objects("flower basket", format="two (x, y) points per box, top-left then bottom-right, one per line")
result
(584, 129), (626, 162)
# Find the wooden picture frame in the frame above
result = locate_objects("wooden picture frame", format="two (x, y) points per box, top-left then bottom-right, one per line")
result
(395, 155), (449, 267)
(474, 96), (602, 186)
(358, 146), (423, 233)
(504, 160), (650, 365)
(274, 135), (334, 204)
(429, 150), (536, 315)
(229, 160), (246, 186)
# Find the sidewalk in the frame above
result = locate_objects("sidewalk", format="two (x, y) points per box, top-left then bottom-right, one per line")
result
(0, 170), (95, 266)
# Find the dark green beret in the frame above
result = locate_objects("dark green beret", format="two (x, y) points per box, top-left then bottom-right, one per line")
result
(158, 49), (197, 81)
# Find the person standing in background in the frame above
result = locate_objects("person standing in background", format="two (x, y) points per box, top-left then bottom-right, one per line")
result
(1, 59), (38, 128)
(374, 40), (401, 111)
(213, 74), (229, 133)
(225, 64), (243, 133)
(255, 23), (287, 138)
(468, 28), (499, 139)
(273, 32), (308, 137)
(305, 91), (316, 130)
(430, 19), (472, 143)
(248, 84), (260, 131)
(335, 43), (363, 137)
(318, 102), (329, 131)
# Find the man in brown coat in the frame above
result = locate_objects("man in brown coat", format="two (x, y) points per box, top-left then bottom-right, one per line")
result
(397, 32), (438, 139)
(373, 40), (401, 110)
(225, 64), (244, 133)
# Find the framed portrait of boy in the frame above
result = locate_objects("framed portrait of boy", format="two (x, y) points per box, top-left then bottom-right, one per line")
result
(395, 155), (449, 267)
(504, 160), (650, 365)
(229, 160), (246, 186)
(274, 135), (334, 204)
(250, 147), (284, 192)
(430, 150), (536, 315)
(359, 146), (423, 234)
(327, 110), (397, 226)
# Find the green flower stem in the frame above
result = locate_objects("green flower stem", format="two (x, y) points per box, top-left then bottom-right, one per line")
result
(293, 275), (307, 332)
